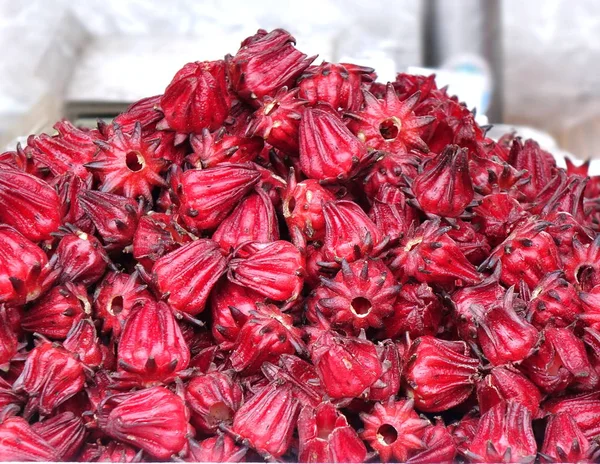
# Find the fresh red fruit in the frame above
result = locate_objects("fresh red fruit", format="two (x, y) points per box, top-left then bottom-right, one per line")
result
(381, 282), (443, 338)
(412, 145), (473, 217)
(97, 386), (189, 459)
(213, 188), (279, 252)
(527, 271), (582, 328)
(363, 152), (420, 198)
(230, 303), (305, 373)
(63, 319), (103, 368)
(360, 399), (429, 462)
(283, 172), (337, 243)
(472, 192), (527, 247)
(0, 305), (20, 371)
(228, 240), (304, 302)
(464, 401), (537, 463)
(298, 402), (367, 463)
(185, 371), (243, 433)
(13, 342), (85, 416)
(52, 172), (94, 233)
(227, 28), (315, 105)
(310, 258), (399, 332)
(148, 238), (228, 316)
(472, 288), (539, 366)
(32, 411), (86, 460)
(298, 62), (374, 112)
(175, 163), (261, 233)
(87, 123), (168, 201)
(184, 434), (247, 463)
(78, 441), (141, 463)
(347, 85), (434, 155)
(508, 138), (555, 202)
(188, 127), (264, 168)
(544, 391), (600, 440)
(231, 381), (300, 458)
(0, 416), (60, 461)
(308, 324), (382, 399)
(210, 279), (264, 348)
(158, 60), (232, 140)
(389, 219), (481, 286)
(26, 119), (96, 180)
(132, 212), (193, 270)
(368, 340), (403, 402)
(0, 225), (54, 304)
(21, 283), (91, 340)
(0, 168), (61, 242)
(246, 86), (307, 154)
(78, 190), (141, 251)
(541, 412), (598, 463)
(322, 200), (385, 264)
(521, 327), (598, 393)
(482, 217), (561, 290)
(476, 366), (542, 416)
(115, 300), (190, 387)
(405, 336), (480, 413)
(93, 271), (152, 336)
(368, 185), (418, 244)
(53, 228), (109, 286)
(299, 107), (371, 182)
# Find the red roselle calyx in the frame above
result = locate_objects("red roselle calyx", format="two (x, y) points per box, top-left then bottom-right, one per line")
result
(246, 86), (307, 155)
(283, 171), (337, 243)
(174, 163), (261, 233)
(229, 303), (305, 373)
(0, 225), (54, 305)
(93, 271), (152, 336)
(226, 28), (315, 105)
(231, 380), (300, 459)
(388, 219), (481, 286)
(31, 411), (86, 460)
(347, 85), (434, 155)
(381, 282), (443, 338)
(299, 107), (371, 182)
(188, 127), (264, 168)
(21, 283), (91, 340)
(213, 188), (279, 252)
(310, 258), (400, 332)
(53, 228), (109, 286)
(227, 240), (305, 303)
(185, 371), (243, 433)
(97, 386), (189, 459)
(158, 60), (232, 139)
(404, 336), (480, 413)
(359, 399), (429, 463)
(322, 200), (385, 264)
(0, 168), (61, 242)
(464, 401), (537, 463)
(183, 434), (247, 463)
(0, 416), (60, 461)
(298, 402), (367, 463)
(412, 145), (474, 218)
(298, 62), (374, 112)
(308, 324), (382, 399)
(115, 300), (190, 387)
(13, 341), (85, 416)
(147, 238), (228, 316)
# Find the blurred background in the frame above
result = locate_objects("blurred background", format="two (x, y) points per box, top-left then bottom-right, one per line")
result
(1, 0), (599, 161)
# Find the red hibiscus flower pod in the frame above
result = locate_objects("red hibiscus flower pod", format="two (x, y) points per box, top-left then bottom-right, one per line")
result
(0, 416), (59, 461)
(476, 366), (542, 416)
(97, 386), (189, 459)
(228, 240), (304, 302)
(115, 300), (190, 387)
(31, 412), (86, 460)
(53, 228), (109, 286)
(149, 238), (229, 316)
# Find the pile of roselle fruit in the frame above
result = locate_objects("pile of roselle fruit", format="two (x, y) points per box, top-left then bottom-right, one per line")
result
(3, 28), (600, 464)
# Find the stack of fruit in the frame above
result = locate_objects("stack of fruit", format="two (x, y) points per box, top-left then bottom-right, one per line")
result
(1, 28), (600, 463)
